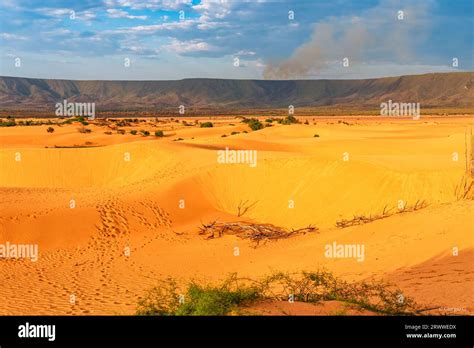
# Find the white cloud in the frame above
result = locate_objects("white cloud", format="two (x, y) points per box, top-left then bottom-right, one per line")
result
(35, 8), (96, 21)
(107, 9), (147, 20)
(0, 33), (27, 40)
(106, 0), (192, 11)
(111, 20), (197, 34)
(164, 39), (215, 54)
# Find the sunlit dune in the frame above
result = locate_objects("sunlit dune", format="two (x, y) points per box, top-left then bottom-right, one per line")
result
(0, 115), (472, 315)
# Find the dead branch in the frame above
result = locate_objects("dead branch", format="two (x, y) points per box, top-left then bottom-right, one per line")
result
(237, 200), (258, 217)
(199, 221), (318, 247)
(336, 200), (428, 228)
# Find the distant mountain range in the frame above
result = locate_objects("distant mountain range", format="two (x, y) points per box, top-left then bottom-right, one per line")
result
(0, 72), (472, 111)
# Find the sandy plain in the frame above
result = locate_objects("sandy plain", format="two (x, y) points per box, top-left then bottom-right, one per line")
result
(0, 115), (472, 315)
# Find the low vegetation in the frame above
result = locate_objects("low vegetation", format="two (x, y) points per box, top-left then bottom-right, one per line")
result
(155, 130), (164, 137)
(199, 220), (318, 247)
(136, 270), (422, 316)
(46, 127), (55, 133)
(242, 118), (263, 131)
(78, 127), (92, 134)
(200, 122), (213, 128)
(279, 115), (298, 125)
(0, 120), (16, 127)
(335, 201), (428, 228)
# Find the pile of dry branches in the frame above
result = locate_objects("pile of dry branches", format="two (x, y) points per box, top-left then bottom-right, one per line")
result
(199, 221), (318, 246)
(336, 200), (428, 228)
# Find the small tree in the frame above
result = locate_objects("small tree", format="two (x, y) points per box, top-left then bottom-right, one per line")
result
(46, 127), (55, 133)
(155, 130), (164, 137)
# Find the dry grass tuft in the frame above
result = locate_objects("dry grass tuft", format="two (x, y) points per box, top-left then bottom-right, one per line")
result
(336, 201), (428, 228)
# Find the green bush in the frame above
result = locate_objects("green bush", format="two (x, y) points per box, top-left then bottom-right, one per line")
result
(155, 130), (164, 137)
(136, 270), (420, 316)
(200, 122), (213, 128)
(281, 115), (298, 125)
(174, 283), (259, 316)
(140, 130), (150, 136)
(137, 277), (260, 316)
(130, 130), (138, 135)
(0, 121), (16, 127)
(243, 118), (263, 131)
(46, 127), (55, 133)
(265, 119), (273, 123)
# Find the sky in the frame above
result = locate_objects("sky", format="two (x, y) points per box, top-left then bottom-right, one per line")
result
(0, 0), (472, 80)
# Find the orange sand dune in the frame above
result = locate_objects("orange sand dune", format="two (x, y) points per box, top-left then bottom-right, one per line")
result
(0, 116), (472, 315)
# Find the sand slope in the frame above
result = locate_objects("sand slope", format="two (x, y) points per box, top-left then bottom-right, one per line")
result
(0, 116), (472, 314)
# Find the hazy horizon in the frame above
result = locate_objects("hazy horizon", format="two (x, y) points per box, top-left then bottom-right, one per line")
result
(2, 70), (473, 82)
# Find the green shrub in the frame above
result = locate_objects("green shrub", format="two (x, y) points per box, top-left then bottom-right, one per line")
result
(0, 121), (16, 127)
(46, 127), (55, 133)
(130, 130), (138, 135)
(155, 130), (164, 137)
(136, 270), (420, 316)
(140, 130), (150, 136)
(200, 122), (213, 128)
(243, 118), (263, 131)
(174, 283), (259, 316)
(281, 115), (298, 125)
(137, 277), (260, 316)
(265, 119), (273, 123)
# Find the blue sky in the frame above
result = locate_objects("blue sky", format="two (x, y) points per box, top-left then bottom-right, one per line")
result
(0, 0), (472, 80)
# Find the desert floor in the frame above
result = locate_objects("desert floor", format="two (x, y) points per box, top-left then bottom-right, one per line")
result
(0, 115), (473, 315)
